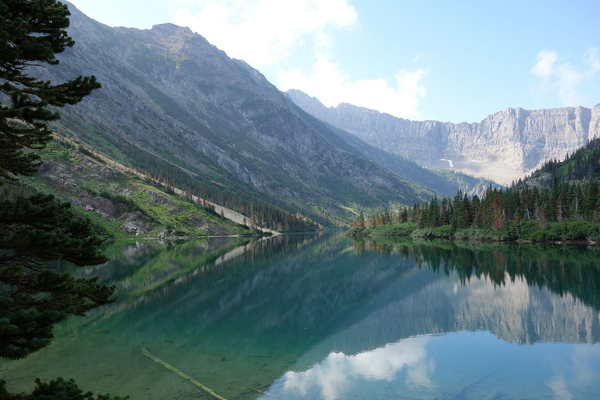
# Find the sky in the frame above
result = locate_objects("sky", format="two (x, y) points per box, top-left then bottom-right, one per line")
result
(68, 0), (600, 123)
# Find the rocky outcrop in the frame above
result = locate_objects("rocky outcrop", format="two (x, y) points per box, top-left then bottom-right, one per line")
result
(120, 212), (153, 235)
(287, 89), (600, 185)
(187, 214), (233, 236)
(38, 159), (156, 236)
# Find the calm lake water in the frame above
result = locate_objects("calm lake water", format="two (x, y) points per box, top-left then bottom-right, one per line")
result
(3, 234), (600, 399)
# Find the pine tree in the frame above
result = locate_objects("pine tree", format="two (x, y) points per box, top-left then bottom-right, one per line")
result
(0, 0), (100, 184)
(556, 195), (564, 222)
(0, 1), (123, 398)
(440, 197), (451, 225)
(513, 208), (521, 236)
(458, 194), (472, 229)
(0, 377), (128, 399)
(427, 196), (440, 228)
(399, 207), (408, 224)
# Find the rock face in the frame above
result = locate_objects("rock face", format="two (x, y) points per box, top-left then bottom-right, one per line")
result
(32, 2), (435, 223)
(38, 159), (156, 236)
(287, 89), (600, 185)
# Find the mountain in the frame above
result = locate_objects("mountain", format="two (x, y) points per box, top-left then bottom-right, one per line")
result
(32, 2), (439, 226)
(313, 119), (494, 197)
(287, 89), (600, 185)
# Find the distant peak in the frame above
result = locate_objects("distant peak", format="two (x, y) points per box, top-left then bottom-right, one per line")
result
(286, 89), (326, 107)
(286, 89), (313, 100)
(151, 23), (192, 33)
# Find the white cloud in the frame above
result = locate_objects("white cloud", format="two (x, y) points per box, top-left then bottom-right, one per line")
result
(279, 336), (433, 400)
(532, 50), (558, 79)
(170, 0), (357, 67)
(587, 47), (600, 75)
(279, 57), (427, 120)
(169, 1), (427, 119)
(531, 47), (600, 107)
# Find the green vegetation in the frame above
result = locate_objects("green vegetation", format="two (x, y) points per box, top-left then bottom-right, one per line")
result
(348, 123), (600, 243)
(22, 134), (273, 238)
(529, 137), (600, 183)
(350, 173), (600, 242)
(1, 377), (126, 400)
(348, 221), (418, 237)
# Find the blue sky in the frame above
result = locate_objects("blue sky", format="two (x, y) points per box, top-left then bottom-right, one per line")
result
(68, 0), (600, 123)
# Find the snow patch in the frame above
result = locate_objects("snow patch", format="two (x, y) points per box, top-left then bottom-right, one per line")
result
(440, 159), (454, 168)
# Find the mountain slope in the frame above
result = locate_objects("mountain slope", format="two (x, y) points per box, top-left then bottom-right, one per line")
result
(34, 3), (436, 225)
(523, 137), (600, 188)
(287, 89), (600, 185)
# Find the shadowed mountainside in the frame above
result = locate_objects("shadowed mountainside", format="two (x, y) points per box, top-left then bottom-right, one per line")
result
(33, 2), (442, 225)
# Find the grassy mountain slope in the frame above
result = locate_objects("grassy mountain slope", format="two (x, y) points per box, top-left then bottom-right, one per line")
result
(30, 3), (438, 226)
(22, 139), (255, 238)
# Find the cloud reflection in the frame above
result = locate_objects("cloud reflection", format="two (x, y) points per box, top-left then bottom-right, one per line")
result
(281, 336), (433, 400)
(547, 375), (573, 400)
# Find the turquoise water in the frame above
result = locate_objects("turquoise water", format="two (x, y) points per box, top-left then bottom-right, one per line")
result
(3, 235), (600, 399)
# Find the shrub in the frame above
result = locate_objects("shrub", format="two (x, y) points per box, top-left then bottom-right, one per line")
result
(374, 222), (417, 236)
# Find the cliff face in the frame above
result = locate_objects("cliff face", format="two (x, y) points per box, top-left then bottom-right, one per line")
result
(287, 89), (600, 185)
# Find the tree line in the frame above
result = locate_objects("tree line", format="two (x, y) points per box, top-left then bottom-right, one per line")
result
(351, 176), (600, 241)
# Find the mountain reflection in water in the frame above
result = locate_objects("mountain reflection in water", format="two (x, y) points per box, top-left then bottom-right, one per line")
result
(2, 235), (600, 399)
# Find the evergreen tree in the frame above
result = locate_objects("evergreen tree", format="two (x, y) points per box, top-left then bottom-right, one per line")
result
(358, 211), (365, 228)
(440, 197), (451, 225)
(427, 196), (440, 228)
(0, 0), (100, 184)
(419, 203), (428, 229)
(0, 1), (123, 398)
(383, 207), (392, 225)
(458, 194), (472, 229)
(399, 207), (408, 224)
(513, 208), (521, 236)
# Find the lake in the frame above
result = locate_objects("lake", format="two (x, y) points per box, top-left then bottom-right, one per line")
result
(2, 234), (600, 399)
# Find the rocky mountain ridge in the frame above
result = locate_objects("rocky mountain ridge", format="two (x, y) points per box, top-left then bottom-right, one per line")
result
(287, 89), (600, 185)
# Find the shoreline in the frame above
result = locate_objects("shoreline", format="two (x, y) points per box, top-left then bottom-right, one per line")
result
(106, 233), (274, 242)
(106, 229), (324, 241)
(346, 220), (600, 245)
(347, 233), (597, 246)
